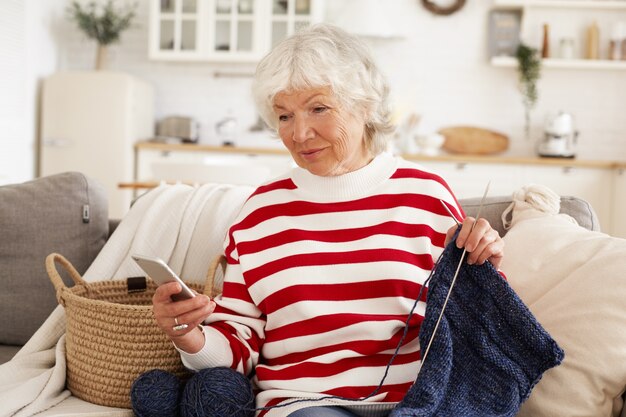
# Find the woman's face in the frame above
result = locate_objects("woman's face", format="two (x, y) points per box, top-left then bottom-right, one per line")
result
(273, 87), (372, 177)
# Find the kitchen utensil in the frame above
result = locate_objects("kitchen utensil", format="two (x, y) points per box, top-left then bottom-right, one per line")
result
(215, 115), (238, 146)
(416, 133), (445, 156)
(537, 112), (578, 158)
(439, 126), (509, 155)
(393, 113), (421, 154)
(157, 116), (199, 143)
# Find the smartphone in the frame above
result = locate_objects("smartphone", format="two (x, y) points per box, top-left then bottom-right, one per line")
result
(131, 254), (196, 301)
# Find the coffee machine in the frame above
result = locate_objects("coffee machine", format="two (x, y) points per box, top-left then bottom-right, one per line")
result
(537, 112), (578, 158)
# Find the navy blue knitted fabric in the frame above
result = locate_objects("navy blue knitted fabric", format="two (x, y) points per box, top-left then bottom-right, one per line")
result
(390, 237), (564, 417)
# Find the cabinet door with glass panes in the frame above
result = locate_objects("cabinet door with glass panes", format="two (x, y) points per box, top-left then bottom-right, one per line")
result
(268, 0), (325, 51)
(149, 0), (325, 62)
(208, 0), (265, 61)
(149, 0), (205, 60)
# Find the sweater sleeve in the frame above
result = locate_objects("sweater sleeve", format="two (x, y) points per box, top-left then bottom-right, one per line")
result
(201, 256), (266, 375)
(175, 325), (234, 370)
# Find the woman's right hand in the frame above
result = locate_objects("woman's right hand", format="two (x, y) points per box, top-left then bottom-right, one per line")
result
(152, 282), (216, 354)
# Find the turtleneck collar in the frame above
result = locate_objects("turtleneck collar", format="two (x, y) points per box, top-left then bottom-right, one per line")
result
(289, 152), (397, 201)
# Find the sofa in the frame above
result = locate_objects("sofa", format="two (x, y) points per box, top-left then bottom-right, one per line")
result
(0, 172), (115, 366)
(0, 172), (624, 417)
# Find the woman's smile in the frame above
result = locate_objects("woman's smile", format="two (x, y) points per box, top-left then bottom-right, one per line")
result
(299, 147), (326, 160)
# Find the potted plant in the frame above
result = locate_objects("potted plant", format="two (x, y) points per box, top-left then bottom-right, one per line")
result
(515, 43), (542, 140)
(67, 0), (137, 70)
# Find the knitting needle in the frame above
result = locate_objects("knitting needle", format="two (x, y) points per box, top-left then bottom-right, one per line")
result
(420, 181), (491, 367)
(439, 200), (461, 227)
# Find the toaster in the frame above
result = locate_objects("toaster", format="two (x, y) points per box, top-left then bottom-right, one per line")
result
(156, 116), (199, 142)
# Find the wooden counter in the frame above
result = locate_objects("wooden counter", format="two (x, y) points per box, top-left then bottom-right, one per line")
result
(135, 141), (289, 156)
(401, 153), (619, 169)
(135, 141), (623, 169)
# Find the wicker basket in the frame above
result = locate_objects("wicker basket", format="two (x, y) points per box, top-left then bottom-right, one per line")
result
(46, 253), (222, 409)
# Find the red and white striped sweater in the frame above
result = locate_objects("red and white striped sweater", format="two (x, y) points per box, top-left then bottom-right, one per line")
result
(179, 153), (464, 416)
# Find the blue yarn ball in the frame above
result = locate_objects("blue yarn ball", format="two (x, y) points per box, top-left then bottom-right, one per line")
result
(131, 369), (183, 417)
(181, 367), (255, 417)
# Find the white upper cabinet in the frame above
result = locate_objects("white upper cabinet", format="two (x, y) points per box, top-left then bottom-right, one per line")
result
(149, 0), (204, 60)
(149, 0), (325, 62)
(268, 0), (317, 49)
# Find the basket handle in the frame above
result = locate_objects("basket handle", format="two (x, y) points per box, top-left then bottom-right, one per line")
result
(204, 254), (226, 298)
(46, 253), (88, 302)
(47, 252), (225, 300)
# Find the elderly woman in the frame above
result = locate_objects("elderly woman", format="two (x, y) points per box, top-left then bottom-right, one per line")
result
(145, 24), (504, 417)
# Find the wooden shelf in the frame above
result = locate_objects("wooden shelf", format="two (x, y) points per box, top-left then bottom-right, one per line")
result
(491, 56), (626, 70)
(493, 0), (626, 9)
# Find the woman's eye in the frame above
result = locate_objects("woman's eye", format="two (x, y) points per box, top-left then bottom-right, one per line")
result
(313, 106), (327, 114)
(278, 114), (290, 122)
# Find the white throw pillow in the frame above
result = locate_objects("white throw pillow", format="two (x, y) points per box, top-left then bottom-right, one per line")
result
(501, 185), (626, 417)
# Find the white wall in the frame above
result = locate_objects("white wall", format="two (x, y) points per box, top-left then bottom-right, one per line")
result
(3, 0), (626, 185)
(0, 0), (64, 185)
(0, 1), (27, 185)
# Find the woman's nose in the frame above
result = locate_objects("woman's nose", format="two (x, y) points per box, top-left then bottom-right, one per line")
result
(292, 115), (313, 142)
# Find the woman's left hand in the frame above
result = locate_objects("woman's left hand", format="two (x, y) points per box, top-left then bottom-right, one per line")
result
(445, 217), (504, 270)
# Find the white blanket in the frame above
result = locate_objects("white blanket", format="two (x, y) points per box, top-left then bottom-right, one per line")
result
(0, 183), (252, 417)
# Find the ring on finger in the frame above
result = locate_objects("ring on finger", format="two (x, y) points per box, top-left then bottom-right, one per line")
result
(172, 323), (188, 331)
(172, 317), (188, 331)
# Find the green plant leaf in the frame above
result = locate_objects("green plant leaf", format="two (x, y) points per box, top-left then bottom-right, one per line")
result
(515, 43), (542, 139)
(67, 0), (137, 45)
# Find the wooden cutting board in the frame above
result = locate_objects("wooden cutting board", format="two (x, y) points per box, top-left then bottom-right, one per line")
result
(439, 126), (509, 155)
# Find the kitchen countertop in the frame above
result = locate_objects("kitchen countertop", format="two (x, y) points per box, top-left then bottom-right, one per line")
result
(402, 152), (622, 169)
(135, 141), (626, 169)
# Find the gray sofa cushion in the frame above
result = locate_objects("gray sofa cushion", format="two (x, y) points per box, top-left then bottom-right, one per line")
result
(0, 345), (19, 364)
(0, 172), (108, 345)
(459, 195), (600, 237)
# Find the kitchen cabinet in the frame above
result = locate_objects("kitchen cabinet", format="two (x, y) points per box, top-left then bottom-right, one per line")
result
(413, 157), (617, 235)
(490, 0), (626, 70)
(133, 142), (293, 186)
(414, 161), (526, 199)
(128, 143), (625, 238)
(149, 0), (325, 62)
(148, 0), (203, 60)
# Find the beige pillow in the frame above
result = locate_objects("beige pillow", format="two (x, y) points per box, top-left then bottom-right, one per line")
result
(501, 186), (626, 417)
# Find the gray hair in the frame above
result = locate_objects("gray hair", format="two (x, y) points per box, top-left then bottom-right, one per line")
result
(252, 23), (394, 155)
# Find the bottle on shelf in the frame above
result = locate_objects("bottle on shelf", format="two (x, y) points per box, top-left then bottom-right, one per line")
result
(560, 37), (575, 59)
(542, 23), (550, 59)
(586, 21), (599, 60)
